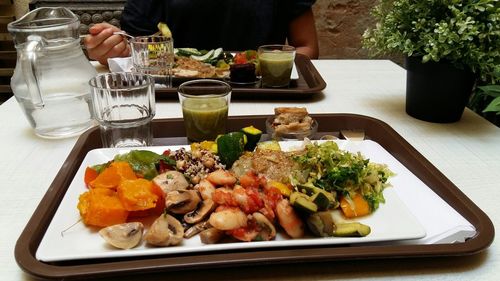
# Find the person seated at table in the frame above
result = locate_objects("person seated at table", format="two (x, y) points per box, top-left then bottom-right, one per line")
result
(84, 0), (319, 65)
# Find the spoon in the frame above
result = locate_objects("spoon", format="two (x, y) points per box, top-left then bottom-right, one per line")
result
(340, 129), (365, 141)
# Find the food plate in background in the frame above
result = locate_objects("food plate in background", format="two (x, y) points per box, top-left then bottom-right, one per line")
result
(106, 54), (326, 99)
(36, 140), (426, 262)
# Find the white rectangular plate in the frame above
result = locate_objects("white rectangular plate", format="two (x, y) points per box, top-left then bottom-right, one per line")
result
(37, 140), (426, 262)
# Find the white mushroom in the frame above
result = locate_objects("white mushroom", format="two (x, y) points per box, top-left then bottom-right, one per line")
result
(184, 221), (211, 238)
(184, 199), (216, 224)
(165, 190), (201, 214)
(153, 171), (190, 194)
(98, 222), (144, 249)
(144, 214), (184, 246)
(199, 227), (225, 244)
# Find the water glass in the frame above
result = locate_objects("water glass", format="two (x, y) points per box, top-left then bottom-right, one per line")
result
(89, 73), (156, 148)
(178, 79), (231, 142)
(258, 45), (296, 88)
(130, 36), (174, 87)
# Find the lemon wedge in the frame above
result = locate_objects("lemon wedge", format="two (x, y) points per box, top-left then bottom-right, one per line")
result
(157, 22), (172, 38)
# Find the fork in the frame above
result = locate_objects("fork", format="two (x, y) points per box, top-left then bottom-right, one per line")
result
(113, 31), (135, 39)
(79, 31), (135, 40)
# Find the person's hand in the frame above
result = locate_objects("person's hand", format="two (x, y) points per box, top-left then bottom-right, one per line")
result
(84, 23), (130, 65)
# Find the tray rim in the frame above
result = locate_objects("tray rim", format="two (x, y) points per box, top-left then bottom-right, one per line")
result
(15, 114), (494, 280)
(154, 53), (327, 99)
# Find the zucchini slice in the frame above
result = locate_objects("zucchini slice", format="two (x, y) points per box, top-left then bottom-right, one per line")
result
(333, 222), (371, 237)
(256, 140), (281, 151)
(176, 48), (202, 57)
(212, 48), (223, 59)
(191, 49), (214, 61)
(311, 192), (330, 211)
(216, 132), (245, 168)
(290, 192), (318, 213)
(241, 125), (262, 151)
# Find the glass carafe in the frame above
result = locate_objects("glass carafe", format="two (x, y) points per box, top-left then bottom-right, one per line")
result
(8, 7), (97, 138)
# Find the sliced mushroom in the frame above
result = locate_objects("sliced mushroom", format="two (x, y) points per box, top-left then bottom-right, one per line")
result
(195, 179), (216, 200)
(199, 227), (225, 244)
(153, 171), (189, 194)
(184, 199), (216, 224)
(144, 214), (184, 246)
(165, 190), (201, 214)
(98, 222), (144, 249)
(184, 221), (211, 238)
(165, 190), (191, 208)
(253, 212), (276, 241)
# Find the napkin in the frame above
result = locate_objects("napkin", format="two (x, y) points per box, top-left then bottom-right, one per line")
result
(107, 57), (133, 73)
(393, 182), (476, 245)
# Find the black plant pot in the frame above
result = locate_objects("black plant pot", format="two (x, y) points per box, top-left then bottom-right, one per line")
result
(405, 56), (476, 123)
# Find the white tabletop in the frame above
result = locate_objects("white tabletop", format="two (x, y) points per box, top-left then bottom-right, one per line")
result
(1, 60), (499, 280)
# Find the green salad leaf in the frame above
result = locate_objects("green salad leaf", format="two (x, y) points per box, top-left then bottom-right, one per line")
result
(292, 141), (394, 211)
(113, 150), (175, 180)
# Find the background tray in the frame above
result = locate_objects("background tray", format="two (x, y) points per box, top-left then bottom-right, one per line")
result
(155, 54), (327, 99)
(15, 114), (494, 280)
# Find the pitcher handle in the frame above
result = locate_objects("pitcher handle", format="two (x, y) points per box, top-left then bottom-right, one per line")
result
(20, 35), (45, 108)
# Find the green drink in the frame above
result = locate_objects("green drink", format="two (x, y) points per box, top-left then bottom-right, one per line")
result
(258, 45), (296, 88)
(178, 80), (231, 142)
(182, 97), (228, 142)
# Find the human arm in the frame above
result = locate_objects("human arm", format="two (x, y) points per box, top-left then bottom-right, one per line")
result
(83, 23), (130, 65)
(287, 8), (319, 59)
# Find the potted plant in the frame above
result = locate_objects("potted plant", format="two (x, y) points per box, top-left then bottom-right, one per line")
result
(363, 0), (500, 123)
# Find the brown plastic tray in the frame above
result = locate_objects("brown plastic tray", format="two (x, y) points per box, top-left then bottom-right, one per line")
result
(155, 53), (326, 99)
(15, 114), (494, 280)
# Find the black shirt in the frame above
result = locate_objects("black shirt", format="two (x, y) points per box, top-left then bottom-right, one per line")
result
(121, 0), (315, 50)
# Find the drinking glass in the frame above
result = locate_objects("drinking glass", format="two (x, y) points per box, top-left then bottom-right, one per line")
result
(258, 45), (296, 88)
(89, 72), (156, 148)
(178, 79), (231, 142)
(130, 36), (174, 87)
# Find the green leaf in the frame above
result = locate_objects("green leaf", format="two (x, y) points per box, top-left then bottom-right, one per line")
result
(478, 85), (500, 97)
(482, 97), (500, 115)
(114, 150), (175, 180)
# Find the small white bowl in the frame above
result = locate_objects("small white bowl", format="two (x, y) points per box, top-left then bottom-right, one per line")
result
(266, 116), (318, 141)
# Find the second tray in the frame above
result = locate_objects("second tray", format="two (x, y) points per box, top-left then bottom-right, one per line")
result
(155, 53), (327, 99)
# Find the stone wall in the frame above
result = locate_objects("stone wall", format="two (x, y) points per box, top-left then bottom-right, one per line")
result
(14, 0), (377, 59)
(313, 0), (376, 59)
(13, 0), (30, 22)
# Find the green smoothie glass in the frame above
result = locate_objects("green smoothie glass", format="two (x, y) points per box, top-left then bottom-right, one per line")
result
(258, 45), (296, 88)
(178, 80), (231, 142)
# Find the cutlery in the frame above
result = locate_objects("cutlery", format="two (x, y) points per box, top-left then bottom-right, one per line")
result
(79, 32), (135, 40)
(112, 31), (135, 39)
(340, 129), (365, 141)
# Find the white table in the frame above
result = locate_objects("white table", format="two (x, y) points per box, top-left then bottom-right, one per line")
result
(1, 60), (499, 280)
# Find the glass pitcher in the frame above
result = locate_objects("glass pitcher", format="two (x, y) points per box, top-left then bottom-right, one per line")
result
(8, 7), (97, 138)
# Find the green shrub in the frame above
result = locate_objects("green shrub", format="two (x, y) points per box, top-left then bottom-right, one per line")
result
(363, 0), (500, 83)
